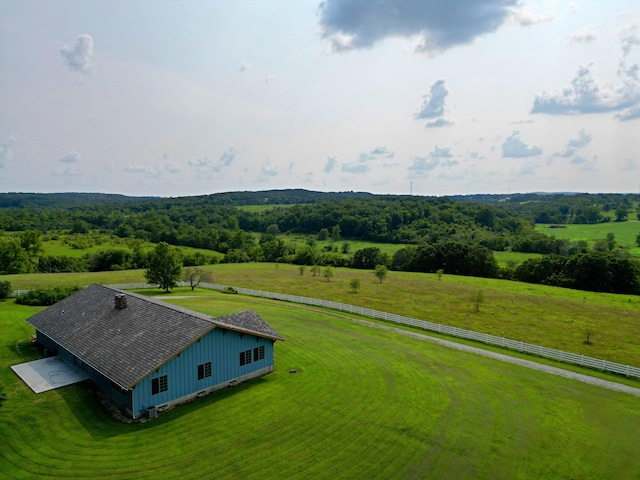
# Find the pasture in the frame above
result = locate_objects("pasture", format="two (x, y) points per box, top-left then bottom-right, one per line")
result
(2, 292), (640, 479)
(535, 221), (640, 256)
(4, 263), (640, 367)
(38, 233), (222, 261)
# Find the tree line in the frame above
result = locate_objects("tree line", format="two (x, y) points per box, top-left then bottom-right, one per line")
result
(0, 190), (639, 295)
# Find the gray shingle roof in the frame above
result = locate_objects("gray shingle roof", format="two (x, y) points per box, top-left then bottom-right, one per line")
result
(25, 284), (283, 389)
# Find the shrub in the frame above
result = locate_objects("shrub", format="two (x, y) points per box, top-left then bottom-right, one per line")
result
(0, 281), (11, 299)
(15, 286), (81, 306)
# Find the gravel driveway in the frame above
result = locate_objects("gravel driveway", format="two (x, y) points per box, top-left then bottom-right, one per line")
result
(353, 319), (640, 398)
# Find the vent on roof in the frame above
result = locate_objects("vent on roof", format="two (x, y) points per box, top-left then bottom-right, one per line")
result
(115, 294), (127, 310)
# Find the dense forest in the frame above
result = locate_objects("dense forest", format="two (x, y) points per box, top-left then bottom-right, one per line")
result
(0, 190), (639, 294)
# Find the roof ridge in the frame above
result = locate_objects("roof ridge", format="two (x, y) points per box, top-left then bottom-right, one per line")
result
(98, 284), (217, 326)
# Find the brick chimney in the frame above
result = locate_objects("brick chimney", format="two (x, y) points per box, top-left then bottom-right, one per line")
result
(115, 294), (127, 310)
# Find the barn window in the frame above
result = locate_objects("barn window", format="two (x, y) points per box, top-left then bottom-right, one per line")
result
(239, 350), (252, 366)
(152, 375), (168, 395)
(198, 362), (212, 380)
(254, 345), (265, 361)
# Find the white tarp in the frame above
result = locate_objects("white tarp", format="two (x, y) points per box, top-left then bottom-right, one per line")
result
(11, 356), (89, 393)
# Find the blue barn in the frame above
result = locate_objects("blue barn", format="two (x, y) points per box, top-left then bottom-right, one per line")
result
(26, 284), (284, 419)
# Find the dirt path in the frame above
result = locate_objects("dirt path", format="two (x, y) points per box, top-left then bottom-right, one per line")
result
(353, 319), (640, 398)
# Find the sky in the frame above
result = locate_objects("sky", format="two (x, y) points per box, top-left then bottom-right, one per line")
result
(1, 0), (639, 197)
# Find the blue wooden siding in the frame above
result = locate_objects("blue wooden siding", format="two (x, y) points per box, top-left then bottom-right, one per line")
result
(35, 327), (275, 419)
(35, 332), (135, 411)
(132, 328), (274, 416)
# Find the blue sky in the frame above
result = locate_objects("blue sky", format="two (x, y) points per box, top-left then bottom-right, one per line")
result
(1, 0), (639, 197)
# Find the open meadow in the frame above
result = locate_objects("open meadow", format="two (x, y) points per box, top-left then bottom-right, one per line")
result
(536, 221), (640, 256)
(2, 291), (640, 479)
(4, 263), (640, 368)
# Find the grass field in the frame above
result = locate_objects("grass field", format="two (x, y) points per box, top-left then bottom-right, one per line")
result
(536, 221), (640, 256)
(2, 292), (640, 479)
(39, 233), (222, 261)
(4, 263), (640, 368)
(237, 203), (296, 212)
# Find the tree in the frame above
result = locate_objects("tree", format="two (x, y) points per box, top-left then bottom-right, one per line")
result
(70, 219), (89, 234)
(0, 280), (11, 299)
(266, 223), (280, 235)
(472, 290), (484, 312)
(317, 228), (329, 241)
(615, 205), (628, 222)
(331, 225), (341, 242)
(323, 266), (334, 282)
(349, 278), (360, 293)
(374, 264), (388, 284)
(20, 230), (43, 256)
(605, 232), (616, 251)
(0, 238), (30, 275)
(351, 247), (388, 269)
(145, 242), (183, 292)
(182, 267), (213, 291)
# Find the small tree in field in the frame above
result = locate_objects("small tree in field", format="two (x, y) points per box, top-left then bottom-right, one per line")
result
(182, 267), (213, 291)
(350, 278), (360, 293)
(323, 266), (334, 282)
(472, 290), (484, 312)
(145, 242), (182, 292)
(374, 264), (388, 284)
(298, 265), (306, 276)
(310, 265), (321, 277)
(437, 269), (444, 281)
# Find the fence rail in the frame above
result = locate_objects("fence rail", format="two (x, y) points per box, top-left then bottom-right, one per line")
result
(17, 282), (640, 380)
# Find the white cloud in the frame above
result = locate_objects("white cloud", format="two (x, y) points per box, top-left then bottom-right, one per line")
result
(415, 79), (448, 119)
(370, 146), (394, 157)
(501, 131), (542, 158)
(60, 34), (94, 75)
(260, 162), (278, 177)
(531, 63), (640, 118)
(0, 136), (17, 168)
(425, 118), (453, 128)
(341, 161), (370, 174)
(408, 145), (453, 176)
(324, 156), (337, 173)
(124, 164), (160, 179)
(58, 151), (81, 163)
(319, 0), (518, 56)
(554, 129), (592, 157)
(564, 26), (598, 44)
(188, 148), (236, 172)
(509, 9), (554, 27)
(619, 23), (640, 57)
(532, 24), (640, 121)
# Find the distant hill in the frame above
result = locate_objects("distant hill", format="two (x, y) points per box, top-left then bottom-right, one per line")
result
(0, 192), (157, 209)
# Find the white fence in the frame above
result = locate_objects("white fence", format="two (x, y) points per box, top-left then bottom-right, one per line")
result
(18, 282), (640, 380)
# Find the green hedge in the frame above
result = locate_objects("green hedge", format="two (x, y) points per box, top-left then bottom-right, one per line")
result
(15, 286), (81, 306)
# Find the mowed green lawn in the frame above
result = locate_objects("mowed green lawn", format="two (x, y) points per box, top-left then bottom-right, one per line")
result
(2, 293), (640, 479)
